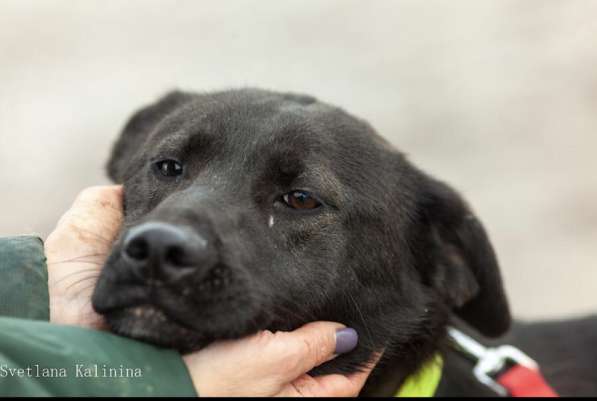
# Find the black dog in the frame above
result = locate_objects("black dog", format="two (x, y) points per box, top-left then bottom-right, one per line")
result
(92, 88), (597, 396)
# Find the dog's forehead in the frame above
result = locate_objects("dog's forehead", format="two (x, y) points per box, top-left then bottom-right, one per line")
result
(151, 90), (353, 157)
(198, 90), (339, 143)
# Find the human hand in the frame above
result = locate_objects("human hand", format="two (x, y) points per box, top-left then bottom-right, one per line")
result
(183, 322), (377, 397)
(45, 185), (123, 329)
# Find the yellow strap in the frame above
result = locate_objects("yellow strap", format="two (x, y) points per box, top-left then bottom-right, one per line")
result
(395, 354), (443, 397)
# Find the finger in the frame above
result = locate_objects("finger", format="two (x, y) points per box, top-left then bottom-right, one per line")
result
(72, 185), (123, 215)
(277, 373), (362, 397)
(278, 352), (381, 397)
(270, 322), (358, 383)
(54, 185), (123, 231)
(334, 352), (383, 397)
(67, 185), (123, 229)
(46, 185), (124, 261)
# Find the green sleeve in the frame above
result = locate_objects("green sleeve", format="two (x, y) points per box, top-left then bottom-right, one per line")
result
(0, 236), (49, 320)
(0, 317), (197, 396)
(0, 236), (198, 396)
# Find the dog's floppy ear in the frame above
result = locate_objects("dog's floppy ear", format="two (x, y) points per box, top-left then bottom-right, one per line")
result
(419, 175), (511, 337)
(107, 90), (190, 182)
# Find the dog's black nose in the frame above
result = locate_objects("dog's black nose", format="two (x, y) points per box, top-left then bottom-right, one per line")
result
(122, 222), (216, 282)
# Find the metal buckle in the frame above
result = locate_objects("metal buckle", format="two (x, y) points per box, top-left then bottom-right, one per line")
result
(447, 327), (539, 396)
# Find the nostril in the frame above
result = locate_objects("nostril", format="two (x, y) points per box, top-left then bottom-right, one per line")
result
(121, 222), (216, 284)
(125, 237), (149, 261)
(165, 245), (188, 267)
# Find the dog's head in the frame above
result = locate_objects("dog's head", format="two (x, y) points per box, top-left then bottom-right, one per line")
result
(92, 88), (510, 373)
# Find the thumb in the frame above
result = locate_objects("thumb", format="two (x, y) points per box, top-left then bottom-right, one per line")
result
(272, 322), (359, 382)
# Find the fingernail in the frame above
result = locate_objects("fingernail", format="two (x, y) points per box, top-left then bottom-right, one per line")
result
(335, 327), (358, 354)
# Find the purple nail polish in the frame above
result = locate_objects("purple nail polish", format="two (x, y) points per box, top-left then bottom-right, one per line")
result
(335, 327), (358, 354)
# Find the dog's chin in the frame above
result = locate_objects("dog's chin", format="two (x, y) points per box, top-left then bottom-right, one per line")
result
(103, 305), (211, 352)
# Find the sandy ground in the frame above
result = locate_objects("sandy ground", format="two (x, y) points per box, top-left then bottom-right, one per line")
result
(1, 0), (596, 320)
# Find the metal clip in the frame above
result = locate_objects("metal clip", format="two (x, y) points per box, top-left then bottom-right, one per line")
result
(447, 327), (538, 396)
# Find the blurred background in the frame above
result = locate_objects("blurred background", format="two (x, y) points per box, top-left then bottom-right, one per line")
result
(1, 0), (596, 320)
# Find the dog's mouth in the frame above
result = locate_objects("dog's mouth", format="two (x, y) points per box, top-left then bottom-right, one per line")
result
(103, 304), (211, 351)
(93, 261), (271, 352)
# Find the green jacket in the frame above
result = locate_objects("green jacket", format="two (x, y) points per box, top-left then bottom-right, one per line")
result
(0, 236), (197, 396)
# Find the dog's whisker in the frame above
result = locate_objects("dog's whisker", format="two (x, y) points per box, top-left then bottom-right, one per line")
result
(246, 288), (315, 325)
(48, 252), (109, 265)
(51, 268), (103, 286)
(72, 283), (101, 301)
(344, 289), (375, 348)
(64, 275), (101, 293)
(63, 223), (115, 247)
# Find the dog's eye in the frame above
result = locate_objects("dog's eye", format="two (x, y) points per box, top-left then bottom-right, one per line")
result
(154, 159), (183, 177)
(282, 190), (321, 210)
